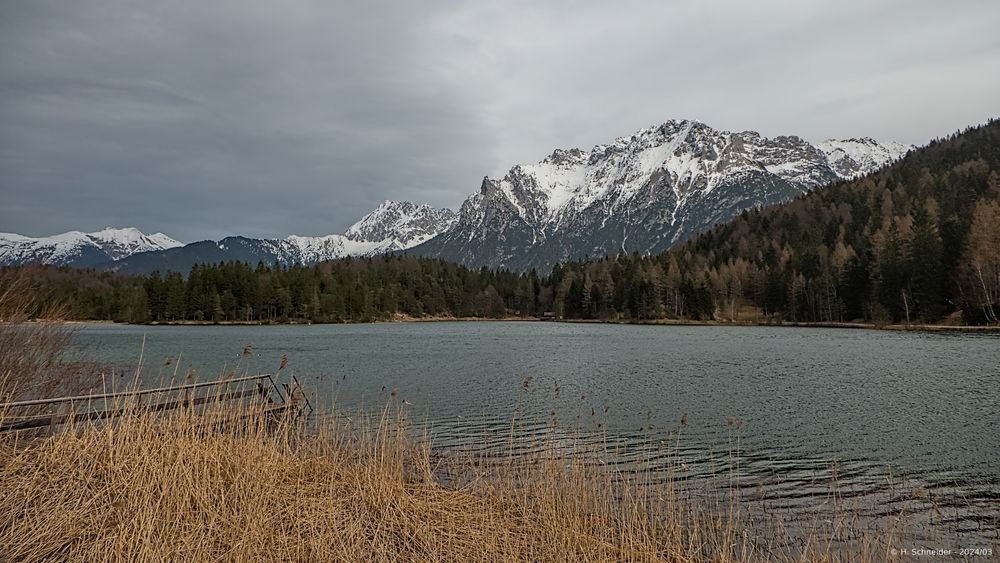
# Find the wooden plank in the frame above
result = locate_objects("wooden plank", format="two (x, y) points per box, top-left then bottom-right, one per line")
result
(0, 374), (274, 409)
(0, 387), (266, 433)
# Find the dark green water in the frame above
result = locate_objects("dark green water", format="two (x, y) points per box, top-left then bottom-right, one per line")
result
(68, 321), (1000, 545)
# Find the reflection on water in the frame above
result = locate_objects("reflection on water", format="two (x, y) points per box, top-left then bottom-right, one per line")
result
(68, 321), (1000, 547)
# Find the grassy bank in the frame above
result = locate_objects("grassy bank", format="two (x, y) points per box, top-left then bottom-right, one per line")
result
(1, 398), (912, 562)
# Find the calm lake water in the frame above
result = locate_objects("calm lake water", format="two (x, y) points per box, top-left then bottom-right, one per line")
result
(67, 321), (999, 546)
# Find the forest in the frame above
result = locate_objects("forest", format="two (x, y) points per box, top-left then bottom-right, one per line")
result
(4, 120), (999, 326)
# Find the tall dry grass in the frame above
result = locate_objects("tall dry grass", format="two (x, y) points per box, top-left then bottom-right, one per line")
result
(0, 397), (910, 562)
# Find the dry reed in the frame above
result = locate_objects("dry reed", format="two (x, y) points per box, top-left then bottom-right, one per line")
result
(0, 271), (99, 402)
(0, 398), (915, 562)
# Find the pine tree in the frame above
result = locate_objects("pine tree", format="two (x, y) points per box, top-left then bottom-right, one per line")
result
(161, 273), (185, 321)
(907, 204), (944, 320)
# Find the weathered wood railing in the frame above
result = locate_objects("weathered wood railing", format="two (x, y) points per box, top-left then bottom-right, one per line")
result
(0, 373), (313, 433)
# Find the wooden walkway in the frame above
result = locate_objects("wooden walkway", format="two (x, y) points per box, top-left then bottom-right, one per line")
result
(0, 373), (313, 433)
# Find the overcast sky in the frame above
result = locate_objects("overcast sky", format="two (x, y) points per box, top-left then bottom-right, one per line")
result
(1, 0), (998, 241)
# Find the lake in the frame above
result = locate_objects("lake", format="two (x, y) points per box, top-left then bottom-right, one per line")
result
(67, 321), (1000, 547)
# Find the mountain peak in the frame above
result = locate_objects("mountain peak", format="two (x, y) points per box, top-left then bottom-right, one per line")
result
(344, 201), (456, 249)
(817, 138), (913, 179)
(88, 227), (182, 248)
(542, 148), (587, 166)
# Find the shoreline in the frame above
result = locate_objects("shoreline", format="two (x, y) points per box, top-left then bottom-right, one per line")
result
(560, 318), (1000, 332)
(36, 316), (1000, 333)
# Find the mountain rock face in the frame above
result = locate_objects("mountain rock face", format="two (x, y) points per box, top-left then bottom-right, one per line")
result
(0, 228), (182, 267)
(817, 138), (914, 179)
(345, 201), (457, 251)
(410, 120), (911, 272)
(106, 201), (456, 274)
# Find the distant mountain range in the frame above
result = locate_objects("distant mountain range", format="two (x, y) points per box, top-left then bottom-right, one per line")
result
(103, 201), (456, 275)
(0, 119), (910, 274)
(0, 202), (455, 273)
(0, 228), (183, 268)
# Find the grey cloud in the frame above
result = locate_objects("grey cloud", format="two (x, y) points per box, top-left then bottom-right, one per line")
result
(1, 0), (998, 240)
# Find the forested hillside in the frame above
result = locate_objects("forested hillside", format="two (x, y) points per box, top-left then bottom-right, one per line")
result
(5, 120), (998, 326)
(550, 119), (1000, 324)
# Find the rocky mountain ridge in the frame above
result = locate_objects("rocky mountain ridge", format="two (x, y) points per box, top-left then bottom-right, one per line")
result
(409, 119), (911, 271)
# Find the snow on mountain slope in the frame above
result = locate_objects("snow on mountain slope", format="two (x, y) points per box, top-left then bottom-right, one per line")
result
(282, 235), (381, 263)
(279, 200), (456, 262)
(818, 138), (912, 179)
(411, 119), (913, 272)
(344, 201), (457, 251)
(2, 202), (457, 273)
(0, 227), (182, 267)
(103, 202), (458, 275)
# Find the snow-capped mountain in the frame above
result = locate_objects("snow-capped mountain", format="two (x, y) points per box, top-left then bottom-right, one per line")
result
(262, 202), (456, 263)
(105, 201), (456, 274)
(0, 227), (182, 267)
(410, 119), (911, 271)
(345, 201), (457, 251)
(817, 138), (913, 179)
